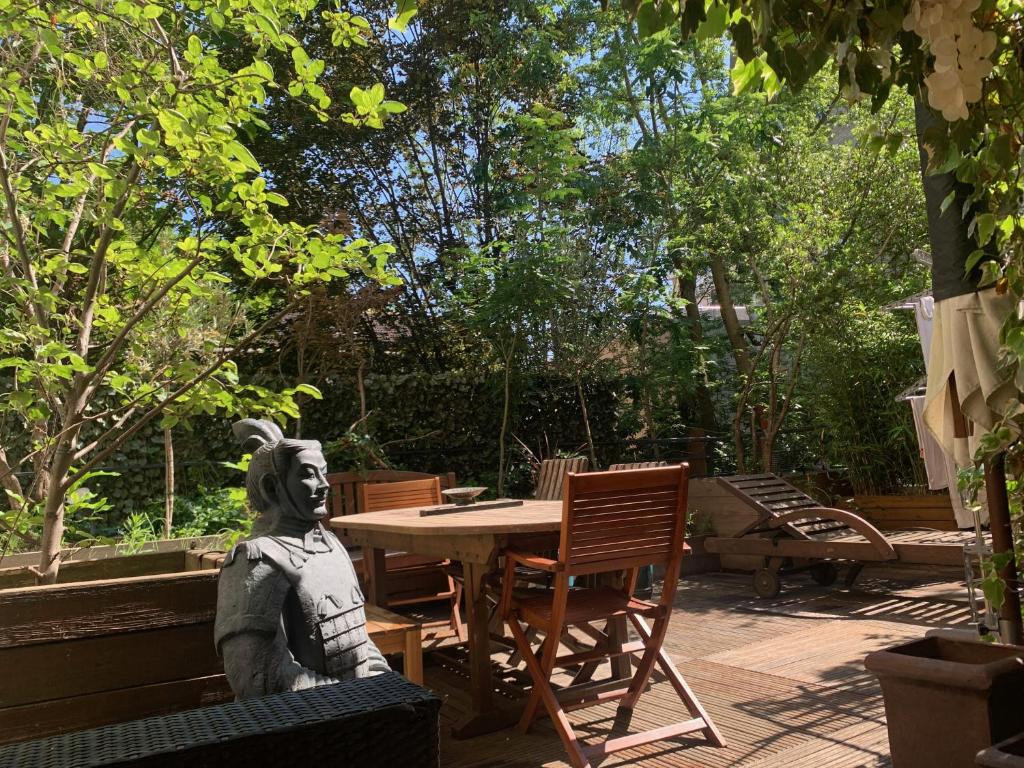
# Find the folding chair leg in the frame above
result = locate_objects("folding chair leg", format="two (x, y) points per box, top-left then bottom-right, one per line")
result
(628, 615), (727, 747)
(619, 618), (664, 711)
(507, 625), (538, 666)
(450, 578), (467, 642)
(519, 626), (560, 731)
(507, 618), (591, 768)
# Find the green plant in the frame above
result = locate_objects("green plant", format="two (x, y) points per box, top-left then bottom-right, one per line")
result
(687, 509), (715, 537)
(170, 487), (251, 540)
(117, 512), (160, 555)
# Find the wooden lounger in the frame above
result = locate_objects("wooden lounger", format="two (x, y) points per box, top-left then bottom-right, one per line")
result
(703, 473), (980, 597)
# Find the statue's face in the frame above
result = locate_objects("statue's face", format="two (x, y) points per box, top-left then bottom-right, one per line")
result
(283, 446), (330, 521)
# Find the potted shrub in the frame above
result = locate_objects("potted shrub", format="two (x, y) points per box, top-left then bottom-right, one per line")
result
(864, 636), (1024, 768)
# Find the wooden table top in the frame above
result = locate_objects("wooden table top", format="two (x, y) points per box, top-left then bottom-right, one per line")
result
(329, 499), (562, 536)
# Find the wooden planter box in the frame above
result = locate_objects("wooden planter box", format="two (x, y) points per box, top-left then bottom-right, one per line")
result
(0, 535), (227, 589)
(853, 494), (957, 531)
(865, 637), (1024, 768)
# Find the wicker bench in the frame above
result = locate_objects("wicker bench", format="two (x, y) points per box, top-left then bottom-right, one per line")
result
(0, 672), (441, 768)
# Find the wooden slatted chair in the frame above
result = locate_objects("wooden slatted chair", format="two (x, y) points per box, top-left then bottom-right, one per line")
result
(360, 478), (466, 641)
(534, 457), (589, 500)
(607, 461), (667, 471)
(501, 465), (726, 768)
(327, 470), (457, 547)
(328, 470), (458, 518)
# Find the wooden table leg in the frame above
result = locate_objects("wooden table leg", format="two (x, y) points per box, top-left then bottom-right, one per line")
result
(450, 560), (518, 739)
(608, 616), (632, 679)
(602, 570), (632, 680)
(404, 625), (424, 685)
(364, 547), (388, 606)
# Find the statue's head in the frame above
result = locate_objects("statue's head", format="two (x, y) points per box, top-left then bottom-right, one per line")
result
(232, 419), (329, 523)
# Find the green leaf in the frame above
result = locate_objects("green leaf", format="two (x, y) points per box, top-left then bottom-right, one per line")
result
(975, 213), (996, 246)
(388, 0), (417, 31)
(292, 383), (323, 399)
(136, 127), (161, 146)
(350, 86), (370, 109)
(636, 2), (666, 36)
(142, 3), (162, 18)
(93, 51), (109, 69)
(730, 57), (763, 95)
(227, 140), (261, 173)
(696, 3), (728, 40)
(87, 162), (114, 179)
(731, 18), (755, 61)
(291, 46), (310, 71)
(939, 190), (956, 215)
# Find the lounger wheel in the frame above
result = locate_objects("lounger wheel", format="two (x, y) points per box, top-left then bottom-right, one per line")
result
(753, 568), (781, 599)
(811, 562), (839, 586)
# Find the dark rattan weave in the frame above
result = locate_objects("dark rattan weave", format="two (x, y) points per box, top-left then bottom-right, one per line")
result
(1, 673), (440, 768)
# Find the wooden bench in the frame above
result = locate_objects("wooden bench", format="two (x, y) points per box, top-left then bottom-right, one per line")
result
(0, 568), (423, 745)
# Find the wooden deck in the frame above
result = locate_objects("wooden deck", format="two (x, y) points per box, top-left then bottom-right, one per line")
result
(422, 563), (974, 767)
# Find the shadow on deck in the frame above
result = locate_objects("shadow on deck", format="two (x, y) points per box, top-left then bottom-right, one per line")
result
(421, 564), (969, 767)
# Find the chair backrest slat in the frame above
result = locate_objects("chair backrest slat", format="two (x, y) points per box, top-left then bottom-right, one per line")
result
(535, 457), (589, 500)
(360, 478), (442, 514)
(328, 470), (455, 517)
(606, 461), (668, 471)
(561, 465), (689, 579)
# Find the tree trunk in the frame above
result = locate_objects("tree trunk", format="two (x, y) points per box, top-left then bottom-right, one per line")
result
(576, 378), (598, 467)
(760, 426), (775, 473)
(496, 342), (515, 497)
(35, 451), (72, 584)
(709, 254), (753, 378)
(676, 271), (719, 431)
(357, 360), (367, 420)
(732, 414), (747, 474)
(164, 426), (175, 539)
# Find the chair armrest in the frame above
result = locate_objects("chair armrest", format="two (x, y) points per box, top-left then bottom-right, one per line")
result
(505, 550), (563, 573)
(500, 550), (563, 619)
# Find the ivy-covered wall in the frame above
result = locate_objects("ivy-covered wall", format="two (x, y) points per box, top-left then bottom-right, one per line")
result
(306, 368), (633, 495)
(75, 367), (639, 519)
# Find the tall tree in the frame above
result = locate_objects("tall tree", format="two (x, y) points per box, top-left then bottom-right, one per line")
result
(0, 0), (397, 580)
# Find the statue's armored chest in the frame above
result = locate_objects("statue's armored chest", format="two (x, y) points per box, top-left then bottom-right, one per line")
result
(263, 531), (372, 678)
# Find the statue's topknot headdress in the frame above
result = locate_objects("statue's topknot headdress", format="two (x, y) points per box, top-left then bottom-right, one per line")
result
(233, 418), (285, 454)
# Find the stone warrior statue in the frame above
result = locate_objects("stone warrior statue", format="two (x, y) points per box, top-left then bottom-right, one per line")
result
(215, 419), (389, 699)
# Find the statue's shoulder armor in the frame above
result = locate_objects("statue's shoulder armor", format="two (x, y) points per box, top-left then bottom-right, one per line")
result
(214, 537), (294, 649)
(223, 535), (300, 574)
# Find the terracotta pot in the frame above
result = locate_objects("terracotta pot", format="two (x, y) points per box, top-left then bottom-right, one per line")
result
(865, 637), (1024, 768)
(976, 731), (1024, 767)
